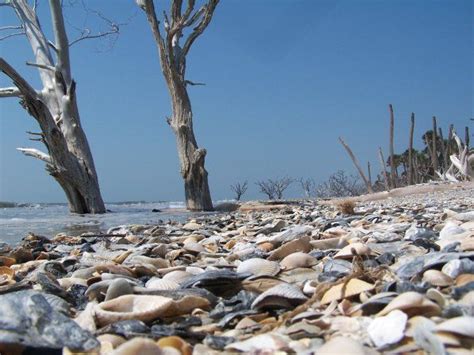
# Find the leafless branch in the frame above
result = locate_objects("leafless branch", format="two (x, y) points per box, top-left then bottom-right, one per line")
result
(230, 181), (248, 201)
(256, 177), (293, 200)
(0, 86), (21, 97)
(0, 25), (23, 31)
(185, 80), (205, 86)
(0, 58), (38, 100)
(26, 61), (55, 71)
(17, 147), (52, 164)
(0, 31), (25, 41)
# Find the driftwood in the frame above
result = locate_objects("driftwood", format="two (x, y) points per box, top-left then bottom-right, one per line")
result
(378, 147), (390, 191)
(338, 137), (373, 193)
(388, 104), (396, 188)
(408, 113), (415, 185)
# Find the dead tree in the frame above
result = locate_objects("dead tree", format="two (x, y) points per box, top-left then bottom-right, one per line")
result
(338, 137), (373, 193)
(0, 0), (116, 214)
(408, 112), (415, 185)
(299, 178), (316, 199)
(367, 161), (372, 186)
(378, 147), (390, 191)
(432, 116), (439, 173)
(389, 104), (396, 188)
(230, 181), (248, 201)
(256, 177), (293, 200)
(137, 0), (218, 211)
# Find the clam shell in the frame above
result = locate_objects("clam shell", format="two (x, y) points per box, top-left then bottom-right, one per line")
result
(321, 278), (374, 304)
(236, 258), (280, 277)
(267, 236), (311, 261)
(435, 316), (474, 338)
(145, 277), (180, 290)
(280, 252), (317, 270)
(377, 292), (441, 317)
(94, 294), (210, 327)
(333, 242), (372, 259)
(251, 283), (307, 310)
(422, 269), (453, 287)
(162, 270), (192, 284)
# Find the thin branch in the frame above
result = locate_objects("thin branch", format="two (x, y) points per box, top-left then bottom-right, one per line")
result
(339, 136), (373, 193)
(68, 26), (119, 47)
(0, 86), (21, 98)
(17, 147), (52, 164)
(185, 80), (205, 86)
(0, 58), (38, 100)
(0, 31), (26, 41)
(0, 25), (23, 31)
(26, 61), (55, 71)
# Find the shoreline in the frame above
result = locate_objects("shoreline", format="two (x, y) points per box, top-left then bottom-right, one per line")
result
(0, 182), (473, 353)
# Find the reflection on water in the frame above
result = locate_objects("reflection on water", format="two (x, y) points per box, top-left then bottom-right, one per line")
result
(0, 201), (210, 245)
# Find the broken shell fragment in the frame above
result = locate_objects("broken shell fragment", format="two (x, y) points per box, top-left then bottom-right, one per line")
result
(320, 278), (374, 304)
(367, 310), (407, 348)
(377, 292), (441, 317)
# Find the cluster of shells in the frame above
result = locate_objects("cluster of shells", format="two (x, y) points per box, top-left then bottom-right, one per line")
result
(0, 190), (473, 354)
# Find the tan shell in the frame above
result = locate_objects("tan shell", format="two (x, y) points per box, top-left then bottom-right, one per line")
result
(456, 273), (474, 286)
(333, 242), (372, 259)
(128, 256), (170, 269)
(111, 337), (162, 355)
(156, 336), (192, 355)
(145, 277), (180, 291)
(321, 278), (374, 304)
(236, 258), (280, 277)
(257, 242), (275, 252)
(280, 252), (317, 270)
(377, 292), (441, 317)
(267, 236), (311, 261)
(242, 277), (285, 293)
(435, 317), (474, 338)
(0, 266), (14, 279)
(94, 294), (210, 327)
(162, 270), (192, 284)
(422, 269), (453, 287)
(96, 334), (126, 349)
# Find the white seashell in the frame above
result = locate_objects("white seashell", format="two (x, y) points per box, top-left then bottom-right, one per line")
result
(368, 310), (407, 348)
(435, 316), (474, 338)
(162, 270), (192, 284)
(439, 221), (466, 239)
(280, 252), (317, 270)
(333, 242), (372, 259)
(225, 333), (290, 352)
(145, 277), (180, 290)
(236, 258), (280, 277)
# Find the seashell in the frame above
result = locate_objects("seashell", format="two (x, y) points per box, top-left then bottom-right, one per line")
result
(268, 225), (312, 245)
(257, 242), (274, 252)
(267, 236), (311, 261)
(242, 277), (285, 293)
(251, 283), (307, 310)
(0, 256), (16, 267)
(236, 258), (280, 277)
(105, 278), (134, 301)
(162, 270), (192, 284)
(183, 241), (205, 254)
(128, 255), (170, 269)
(333, 242), (372, 259)
(426, 288), (446, 307)
(320, 278), (374, 304)
(225, 333), (291, 353)
(145, 277), (180, 290)
(435, 316), (474, 338)
(95, 264), (135, 278)
(377, 292), (441, 317)
(183, 222), (201, 231)
(94, 294), (210, 327)
(303, 280), (318, 295)
(110, 337), (162, 355)
(315, 336), (366, 355)
(456, 273), (474, 287)
(422, 269), (453, 287)
(235, 317), (259, 330)
(58, 277), (88, 289)
(112, 250), (134, 264)
(185, 266), (205, 275)
(0, 266), (14, 279)
(280, 252), (317, 270)
(367, 310), (407, 348)
(97, 334), (126, 349)
(156, 336), (192, 355)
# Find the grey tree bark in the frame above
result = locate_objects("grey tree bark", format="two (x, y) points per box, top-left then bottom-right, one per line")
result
(0, 0), (105, 214)
(378, 147), (390, 191)
(408, 112), (415, 185)
(432, 116), (439, 174)
(137, 0), (218, 211)
(388, 104), (396, 188)
(338, 137), (373, 193)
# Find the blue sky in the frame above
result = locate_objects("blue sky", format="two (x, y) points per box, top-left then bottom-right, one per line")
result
(0, 0), (472, 203)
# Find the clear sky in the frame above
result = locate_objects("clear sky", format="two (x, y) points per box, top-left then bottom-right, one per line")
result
(0, 0), (472, 203)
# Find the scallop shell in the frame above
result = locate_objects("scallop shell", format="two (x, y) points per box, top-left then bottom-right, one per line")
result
(321, 278), (374, 304)
(280, 252), (317, 270)
(422, 269), (453, 287)
(435, 316), (474, 338)
(162, 270), (192, 284)
(145, 277), (180, 290)
(377, 292), (441, 317)
(334, 242), (372, 259)
(94, 294), (210, 327)
(236, 258), (280, 277)
(251, 283), (307, 310)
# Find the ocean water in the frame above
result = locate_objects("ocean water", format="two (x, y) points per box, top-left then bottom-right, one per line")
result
(0, 201), (215, 245)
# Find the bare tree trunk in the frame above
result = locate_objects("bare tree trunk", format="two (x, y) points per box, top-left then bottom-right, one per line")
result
(389, 104), (396, 188)
(378, 147), (390, 191)
(138, 0), (218, 211)
(408, 112), (415, 185)
(1, 0), (105, 214)
(438, 127), (448, 171)
(338, 137), (373, 193)
(367, 161), (372, 186)
(466, 126), (470, 149)
(432, 116), (439, 174)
